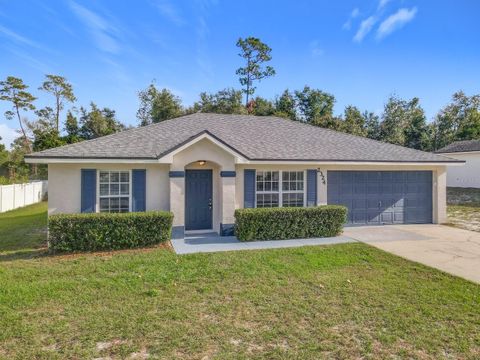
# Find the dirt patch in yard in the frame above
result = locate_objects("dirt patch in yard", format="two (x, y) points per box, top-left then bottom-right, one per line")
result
(447, 187), (480, 232)
(447, 205), (480, 232)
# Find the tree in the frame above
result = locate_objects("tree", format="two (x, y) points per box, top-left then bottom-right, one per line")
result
(274, 90), (297, 120)
(403, 98), (429, 150)
(249, 96), (276, 116)
(64, 110), (81, 143)
(434, 91), (480, 149)
(32, 129), (65, 152)
(294, 86), (336, 128)
(236, 37), (275, 106)
(0, 76), (36, 146)
(363, 111), (381, 140)
(79, 103), (125, 140)
(456, 109), (480, 141)
(26, 106), (65, 152)
(7, 136), (31, 181)
(137, 84), (183, 126)
(0, 136), (8, 178)
(38, 75), (76, 132)
(378, 95), (430, 149)
(192, 88), (246, 114)
(342, 106), (367, 136)
(379, 95), (409, 146)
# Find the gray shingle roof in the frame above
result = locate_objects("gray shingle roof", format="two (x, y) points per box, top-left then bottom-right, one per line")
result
(26, 113), (460, 163)
(436, 140), (480, 154)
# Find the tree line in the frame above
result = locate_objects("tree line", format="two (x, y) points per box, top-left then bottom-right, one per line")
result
(1, 37), (479, 183)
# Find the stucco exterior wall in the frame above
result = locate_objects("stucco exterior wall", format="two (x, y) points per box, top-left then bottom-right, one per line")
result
(47, 163), (169, 215)
(236, 164), (447, 224)
(440, 152), (480, 188)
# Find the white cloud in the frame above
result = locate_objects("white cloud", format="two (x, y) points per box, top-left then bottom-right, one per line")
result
(69, 1), (122, 54)
(378, 0), (391, 10)
(309, 40), (324, 57)
(353, 16), (376, 42)
(377, 7), (417, 39)
(0, 123), (19, 149)
(4, 47), (52, 73)
(152, 0), (185, 26)
(342, 7), (360, 30)
(0, 24), (48, 51)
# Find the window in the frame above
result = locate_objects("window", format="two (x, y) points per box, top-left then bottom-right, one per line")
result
(282, 171), (304, 207)
(256, 171), (279, 207)
(255, 170), (305, 208)
(99, 171), (130, 213)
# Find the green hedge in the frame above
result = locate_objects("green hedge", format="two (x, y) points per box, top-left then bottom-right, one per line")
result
(48, 211), (173, 252)
(234, 206), (347, 241)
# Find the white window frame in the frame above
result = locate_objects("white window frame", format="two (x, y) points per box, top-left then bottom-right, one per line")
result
(255, 170), (306, 208)
(97, 170), (132, 213)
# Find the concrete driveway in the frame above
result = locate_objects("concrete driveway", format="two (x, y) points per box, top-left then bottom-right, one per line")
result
(344, 224), (480, 284)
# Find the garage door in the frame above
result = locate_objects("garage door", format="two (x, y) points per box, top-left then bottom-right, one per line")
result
(327, 171), (432, 225)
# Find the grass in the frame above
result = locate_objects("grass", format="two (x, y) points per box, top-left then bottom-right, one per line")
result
(0, 202), (48, 260)
(1, 204), (480, 359)
(447, 187), (480, 232)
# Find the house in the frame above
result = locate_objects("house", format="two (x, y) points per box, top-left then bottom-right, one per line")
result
(436, 140), (480, 188)
(25, 113), (462, 238)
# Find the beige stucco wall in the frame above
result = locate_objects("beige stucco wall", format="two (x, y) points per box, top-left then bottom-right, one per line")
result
(47, 163), (169, 215)
(236, 164), (447, 224)
(441, 152), (480, 188)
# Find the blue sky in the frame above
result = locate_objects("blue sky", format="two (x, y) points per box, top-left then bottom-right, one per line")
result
(0, 0), (479, 148)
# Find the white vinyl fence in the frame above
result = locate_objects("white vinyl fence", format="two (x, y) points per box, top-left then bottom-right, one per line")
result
(0, 181), (48, 213)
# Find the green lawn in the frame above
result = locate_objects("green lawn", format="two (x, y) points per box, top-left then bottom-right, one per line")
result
(1, 204), (479, 359)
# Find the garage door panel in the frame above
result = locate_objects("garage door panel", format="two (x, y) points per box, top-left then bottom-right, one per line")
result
(380, 171), (393, 181)
(352, 211), (367, 224)
(367, 172), (382, 181)
(394, 198), (405, 207)
(393, 212), (404, 223)
(367, 211), (381, 224)
(367, 198), (380, 210)
(327, 170), (432, 226)
(354, 183), (366, 193)
(380, 211), (393, 223)
(340, 183), (353, 195)
(367, 183), (380, 195)
(392, 172), (406, 181)
(381, 183), (393, 194)
(354, 172), (368, 182)
(352, 198), (367, 210)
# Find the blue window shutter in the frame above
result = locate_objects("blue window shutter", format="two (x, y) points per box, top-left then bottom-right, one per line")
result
(81, 169), (96, 213)
(306, 169), (317, 207)
(132, 169), (146, 212)
(244, 169), (256, 208)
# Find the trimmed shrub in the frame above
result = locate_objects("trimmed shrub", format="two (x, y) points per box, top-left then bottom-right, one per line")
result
(234, 206), (347, 241)
(48, 211), (173, 252)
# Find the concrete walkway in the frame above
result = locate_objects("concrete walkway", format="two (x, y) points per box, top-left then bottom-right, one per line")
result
(171, 232), (356, 255)
(344, 224), (480, 284)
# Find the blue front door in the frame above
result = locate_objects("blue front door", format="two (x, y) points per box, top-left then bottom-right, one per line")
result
(185, 170), (213, 230)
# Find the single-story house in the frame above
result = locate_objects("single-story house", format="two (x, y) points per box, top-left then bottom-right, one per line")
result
(436, 140), (480, 188)
(25, 113), (463, 238)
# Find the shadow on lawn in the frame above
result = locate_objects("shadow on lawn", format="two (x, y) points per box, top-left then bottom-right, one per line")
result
(0, 248), (49, 262)
(0, 242), (173, 262)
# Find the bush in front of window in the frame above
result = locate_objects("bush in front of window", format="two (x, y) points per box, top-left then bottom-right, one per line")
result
(234, 206), (347, 241)
(48, 211), (174, 252)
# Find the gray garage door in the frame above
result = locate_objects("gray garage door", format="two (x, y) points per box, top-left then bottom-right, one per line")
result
(327, 171), (432, 225)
